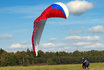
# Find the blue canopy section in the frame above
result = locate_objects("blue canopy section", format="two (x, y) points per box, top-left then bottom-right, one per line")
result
(51, 4), (66, 17)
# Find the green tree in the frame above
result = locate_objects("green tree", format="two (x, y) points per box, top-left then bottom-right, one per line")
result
(0, 51), (9, 66)
(8, 53), (18, 66)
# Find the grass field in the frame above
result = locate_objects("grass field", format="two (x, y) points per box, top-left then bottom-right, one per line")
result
(0, 63), (104, 70)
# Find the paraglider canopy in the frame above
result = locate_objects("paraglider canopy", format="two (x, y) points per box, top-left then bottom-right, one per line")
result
(32, 2), (69, 56)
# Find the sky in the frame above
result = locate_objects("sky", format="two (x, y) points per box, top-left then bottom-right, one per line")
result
(0, 0), (104, 52)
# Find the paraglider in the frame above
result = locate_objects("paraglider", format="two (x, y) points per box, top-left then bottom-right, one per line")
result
(32, 2), (69, 56)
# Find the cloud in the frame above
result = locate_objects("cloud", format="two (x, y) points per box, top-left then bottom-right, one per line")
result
(73, 42), (91, 46)
(41, 42), (55, 47)
(84, 43), (104, 48)
(66, 0), (93, 15)
(49, 38), (57, 41)
(40, 42), (71, 49)
(41, 42), (68, 47)
(9, 43), (31, 49)
(40, 42), (74, 52)
(64, 36), (100, 41)
(9, 41), (31, 49)
(88, 25), (104, 33)
(21, 41), (28, 44)
(0, 34), (12, 40)
(58, 46), (75, 51)
(68, 30), (82, 34)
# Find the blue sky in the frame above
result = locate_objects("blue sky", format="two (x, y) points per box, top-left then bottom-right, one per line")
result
(0, 0), (104, 52)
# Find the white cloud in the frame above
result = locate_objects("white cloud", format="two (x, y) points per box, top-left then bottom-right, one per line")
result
(9, 41), (31, 49)
(42, 48), (55, 52)
(21, 41), (28, 44)
(66, 0), (93, 15)
(0, 34), (12, 40)
(41, 42), (68, 47)
(9, 43), (31, 49)
(57, 46), (76, 52)
(73, 42), (91, 46)
(64, 36), (100, 41)
(49, 38), (57, 41)
(88, 25), (104, 33)
(84, 43), (104, 48)
(56, 43), (66, 47)
(41, 42), (55, 47)
(40, 42), (74, 52)
(10, 43), (22, 49)
(68, 30), (82, 34)
(40, 42), (73, 52)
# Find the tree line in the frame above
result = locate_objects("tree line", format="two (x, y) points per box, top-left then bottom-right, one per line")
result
(0, 48), (104, 66)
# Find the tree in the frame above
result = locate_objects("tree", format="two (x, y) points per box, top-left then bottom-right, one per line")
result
(0, 51), (9, 66)
(8, 53), (18, 66)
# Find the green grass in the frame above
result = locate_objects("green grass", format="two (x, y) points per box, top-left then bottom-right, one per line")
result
(0, 63), (104, 70)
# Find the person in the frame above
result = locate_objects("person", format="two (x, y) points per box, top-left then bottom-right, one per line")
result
(82, 58), (89, 69)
